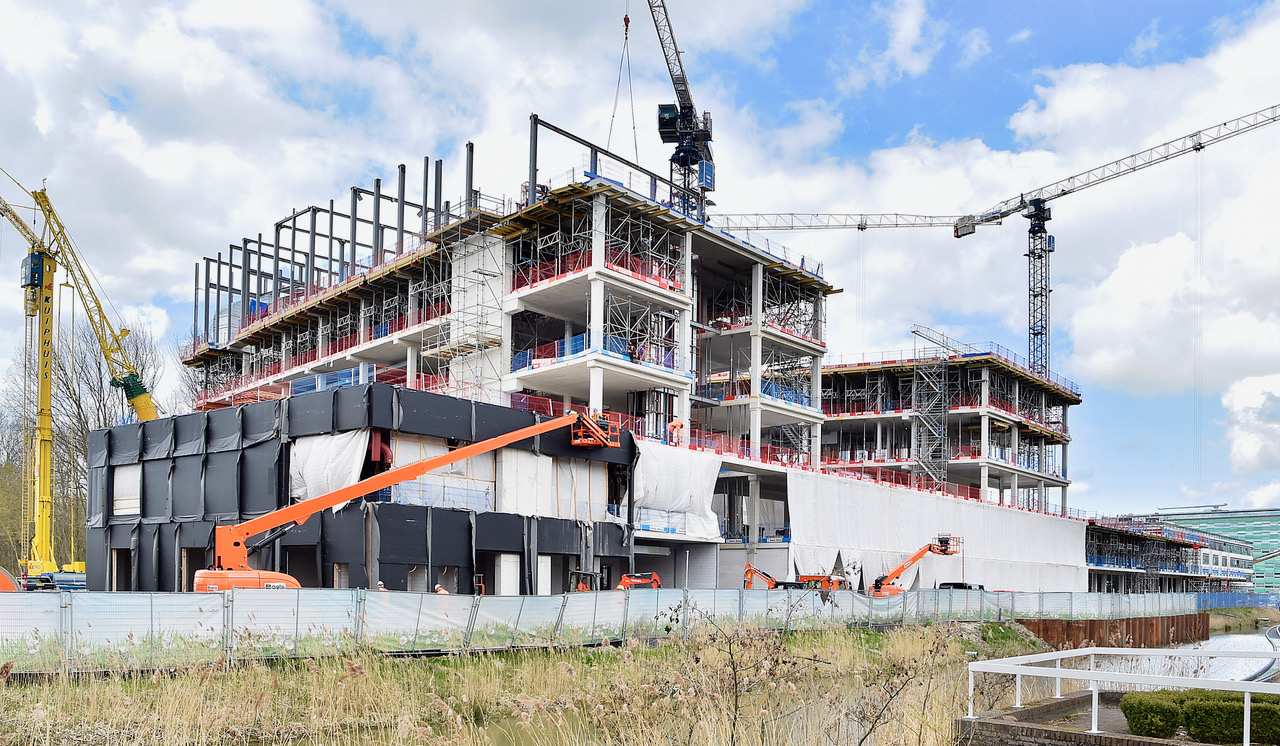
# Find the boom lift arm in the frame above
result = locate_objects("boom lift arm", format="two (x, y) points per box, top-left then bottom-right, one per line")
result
(196, 411), (616, 590)
(870, 534), (958, 597)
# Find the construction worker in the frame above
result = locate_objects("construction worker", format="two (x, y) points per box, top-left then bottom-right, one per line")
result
(666, 417), (684, 446)
(434, 584), (449, 595)
(376, 581), (388, 591)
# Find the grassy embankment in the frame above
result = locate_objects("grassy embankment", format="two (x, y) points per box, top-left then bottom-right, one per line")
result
(1207, 606), (1280, 635)
(0, 620), (1053, 746)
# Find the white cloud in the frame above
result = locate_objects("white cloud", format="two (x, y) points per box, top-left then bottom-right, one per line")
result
(1246, 481), (1280, 508)
(958, 28), (990, 67)
(837, 0), (945, 93)
(1223, 375), (1280, 475)
(1008, 28), (1032, 44)
(1128, 20), (1162, 63)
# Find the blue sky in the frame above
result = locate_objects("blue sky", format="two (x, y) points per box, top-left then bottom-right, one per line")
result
(1, 0), (1279, 518)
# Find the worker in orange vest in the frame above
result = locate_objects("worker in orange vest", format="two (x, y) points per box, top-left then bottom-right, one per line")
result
(434, 584), (450, 595)
(666, 418), (684, 446)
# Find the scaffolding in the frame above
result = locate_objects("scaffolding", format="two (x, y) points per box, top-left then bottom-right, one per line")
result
(761, 273), (823, 342)
(421, 233), (505, 400)
(602, 290), (680, 370)
(911, 354), (948, 484)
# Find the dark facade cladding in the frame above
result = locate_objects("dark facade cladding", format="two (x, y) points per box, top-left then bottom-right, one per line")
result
(86, 383), (636, 593)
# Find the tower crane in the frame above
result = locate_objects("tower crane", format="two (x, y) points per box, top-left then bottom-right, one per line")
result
(0, 179), (159, 587)
(645, 0), (714, 217)
(709, 101), (1280, 375)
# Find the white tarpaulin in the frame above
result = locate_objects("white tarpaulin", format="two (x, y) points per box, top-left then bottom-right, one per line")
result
(633, 441), (722, 540)
(496, 450), (615, 523)
(787, 470), (1087, 592)
(289, 429), (369, 511)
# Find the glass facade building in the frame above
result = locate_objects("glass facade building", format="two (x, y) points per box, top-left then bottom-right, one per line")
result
(1158, 509), (1279, 591)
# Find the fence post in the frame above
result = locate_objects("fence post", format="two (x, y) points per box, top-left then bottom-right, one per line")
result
(682, 588), (690, 641)
(294, 589), (302, 657)
(553, 593), (569, 645)
(621, 590), (630, 641)
(354, 590), (366, 647)
(464, 595), (481, 649)
(738, 589), (745, 625)
(224, 590), (235, 665)
(149, 593), (156, 669)
(410, 592), (425, 652)
(60, 591), (74, 674)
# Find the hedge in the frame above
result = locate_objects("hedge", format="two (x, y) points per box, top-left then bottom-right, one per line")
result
(1120, 690), (1280, 743)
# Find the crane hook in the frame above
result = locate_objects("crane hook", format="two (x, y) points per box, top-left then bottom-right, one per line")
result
(624, 14), (630, 37)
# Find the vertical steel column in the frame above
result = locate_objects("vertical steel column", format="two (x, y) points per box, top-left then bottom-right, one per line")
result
(348, 187), (358, 277)
(528, 114), (538, 208)
(396, 163), (406, 256)
(272, 225), (281, 306)
(372, 178), (382, 266)
(239, 240), (249, 330)
(202, 258), (211, 345)
(465, 141), (474, 212)
(434, 159), (443, 231)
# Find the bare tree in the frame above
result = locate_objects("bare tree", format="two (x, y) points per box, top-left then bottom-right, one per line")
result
(0, 317), (164, 575)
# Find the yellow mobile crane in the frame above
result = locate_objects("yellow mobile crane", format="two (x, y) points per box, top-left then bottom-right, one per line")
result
(0, 178), (158, 588)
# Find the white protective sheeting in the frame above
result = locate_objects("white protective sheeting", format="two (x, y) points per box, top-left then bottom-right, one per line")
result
(786, 470), (1087, 592)
(495, 450), (613, 522)
(111, 464), (142, 516)
(633, 440), (722, 540)
(289, 429), (369, 511)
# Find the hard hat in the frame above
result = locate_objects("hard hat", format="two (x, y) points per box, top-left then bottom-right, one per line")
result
(434, 584), (443, 590)
(377, 581), (385, 588)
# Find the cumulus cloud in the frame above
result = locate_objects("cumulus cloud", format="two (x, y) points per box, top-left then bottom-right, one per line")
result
(958, 28), (990, 67)
(1247, 481), (1280, 508)
(1223, 375), (1280, 475)
(1128, 20), (1163, 64)
(1008, 28), (1032, 43)
(837, 0), (945, 93)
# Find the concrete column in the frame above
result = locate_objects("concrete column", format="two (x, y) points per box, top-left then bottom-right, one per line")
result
(746, 474), (760, 564)
(588, 365), (604, 414)
(750, 263), (764, 459)
(591, 194), (607, 271)
(980, 463), (990, 502)
(536, 555), (552, 596)
(406, 345), (419, 387)
(589, 278), (605, 351)
(1010, 472), (1019, 507)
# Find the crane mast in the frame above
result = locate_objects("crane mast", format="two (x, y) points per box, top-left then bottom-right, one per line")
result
(646, 0), (713, 217)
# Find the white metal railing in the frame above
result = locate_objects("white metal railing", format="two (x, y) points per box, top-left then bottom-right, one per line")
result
(967, 647), (1280, 742)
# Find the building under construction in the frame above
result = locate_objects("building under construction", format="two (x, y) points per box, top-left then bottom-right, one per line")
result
(1084, 517), (1253, 593)
(82, 118), (1095, 593)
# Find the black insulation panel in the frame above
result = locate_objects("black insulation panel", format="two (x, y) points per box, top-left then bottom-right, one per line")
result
(377, 563), (409, 591)
(396, 388), (472, 439)
(141, 459), (172, 522)
(203, 451), (240, 521)
(206, 407), (241, 453)
(594, 522), (630, 557)
(137, 523), (160, 592)
(473, 403), (535, 451)
(288, 390), (334, 436)
(172, 413), (206, 456)
(242, 401), (280, 445)
(109, 424), (141, 465)
(88, 429), (109, 469)
(170, 455), (204, 522)
(85, 528), (109, 591)
(239, 441), (280, 517)
(430, 509), (472, 567)
(536, 517), (581, 555)
(87, 466), (108, 529)
(374, 503), (428, 564)
(321, 503), (367, 588)
(335, 385), (370, 432)
(475, 512), (524, 552)
(141, 418), (174, 460)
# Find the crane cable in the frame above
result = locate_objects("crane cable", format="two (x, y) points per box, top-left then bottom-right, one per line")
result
(606, 3), (641, 163)
(1192, 147), (1205, 504)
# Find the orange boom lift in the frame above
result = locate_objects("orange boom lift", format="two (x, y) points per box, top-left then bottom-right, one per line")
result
(195, 411), (618, 591)
(868, 535), (960, 598)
